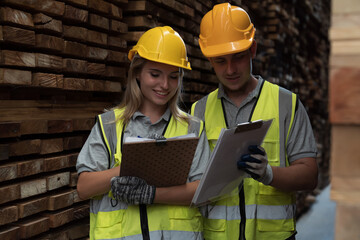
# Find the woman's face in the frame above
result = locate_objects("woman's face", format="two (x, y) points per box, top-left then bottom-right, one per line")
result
(138, 60), (180, 111)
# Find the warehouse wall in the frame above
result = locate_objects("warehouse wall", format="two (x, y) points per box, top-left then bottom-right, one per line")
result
(0, 0), (330, 239)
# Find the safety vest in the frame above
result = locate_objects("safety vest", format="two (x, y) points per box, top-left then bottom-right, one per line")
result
(89, 108), (204, 240)
(191, 80), (297, 240)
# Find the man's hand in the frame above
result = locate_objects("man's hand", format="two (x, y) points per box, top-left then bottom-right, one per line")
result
(237, 145), (273, 185)
(111, 176), (156, 204)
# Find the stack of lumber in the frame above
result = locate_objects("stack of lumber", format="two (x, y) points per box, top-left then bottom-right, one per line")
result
(0, 0), (128, 239)
(329, 0), (360, 239)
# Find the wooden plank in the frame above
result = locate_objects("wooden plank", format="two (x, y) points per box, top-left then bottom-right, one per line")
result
(67, 153), (79, 167)
(0, 7), (34, 27)
(67, 220), (89, 239)
(0, 205), (18, 226)
(332, 40), (360, 55)
(109, 3), (123, 19)
(330, 55), (360, 68)
(17, 196), (48, 218)
(73, 204), (89, 219)
(73, 118), (94, 131)
(88, 0), (110, 14)
(0, 162), (17, 181)
(63, 77), (86, 90)
(0, 25), (35, 46)
(107, 50), (127, 64)
(332, 0), (360, 14)
(69, 172), (78, 187)
(89, 13), (109, 30)
(35, 53), (63, 69)
(0, 122), (20, 138)
(17, 158), (44, 177)
(32, 72), (64, 88)
(44, 155), (69, 172)
(48, 119), (73, 133)
(330, 67), (360, 124)
(33, 13), (63, 34)
(48, 190), (74, 210)
(20, 179), (47, 199)
(86, 79), (105, 91)
(334, 203), (360, 239)
(63, 58), (87, 74)
(45, 208), (74, 228)
(64, 4), (88, 22)
(9, 139), (41, 156)
(21, 119), (48, 135)
(108, 35), (127, 49)
(87, 62), (106, 76)
(63, 41), (87, 58)
(47, 172), (70, 191)
(0, 184), (20, 204)
(0, 226), (20, 240)
(17, 216), (49, 239)
(105, 66), (126, 78)
(63, 25), (88, 43)
(40, 138), (63, 154)
(330, 125), (360, 176)
(104, 80), (122, 92)
(87, 46), (108, 60)
(109, 19), (127, 33)
(0, 68), (32, 86)
(87, 29), (107, 46)
(331, 176), (360, 193)
(0, 144), (9, 161)
(65, 0), (87, 7)
(63, 136), (84, 150)
(0, 50), (35, 67)
(35, 34), (64, 52)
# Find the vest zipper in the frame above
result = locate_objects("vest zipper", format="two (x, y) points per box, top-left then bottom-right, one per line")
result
(139, 204), (150, 240)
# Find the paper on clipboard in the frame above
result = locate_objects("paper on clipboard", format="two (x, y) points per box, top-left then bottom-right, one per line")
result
(120, 134), (199, 187)
(191, 119), (273, 206)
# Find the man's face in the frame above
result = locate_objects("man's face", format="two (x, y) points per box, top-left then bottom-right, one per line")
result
(209, 43), (256, 94)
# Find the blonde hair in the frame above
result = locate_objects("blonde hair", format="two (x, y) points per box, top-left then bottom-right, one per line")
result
(114, 55), (189, 125)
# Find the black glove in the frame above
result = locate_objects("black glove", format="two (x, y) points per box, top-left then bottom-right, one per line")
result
(237, 145), (273, 185)
(111, 176), (156, 205)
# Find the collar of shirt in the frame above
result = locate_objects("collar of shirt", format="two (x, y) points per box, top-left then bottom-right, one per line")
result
(131, 108), (171, 124)
(217, 75), (264, 109)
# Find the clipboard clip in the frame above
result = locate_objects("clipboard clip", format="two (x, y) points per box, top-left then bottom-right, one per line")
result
(235, 120), (263, 134)
(154, 135), (167, 146)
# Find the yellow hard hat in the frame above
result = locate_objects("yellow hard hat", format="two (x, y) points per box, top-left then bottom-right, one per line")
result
(199, 3), (256, 57)
(128, 26), (191, 70)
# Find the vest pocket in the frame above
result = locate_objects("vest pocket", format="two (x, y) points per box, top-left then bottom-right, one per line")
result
(168, 206), (202, 232)
(94, 210), (125, 239)
(203, 205), (226, 232)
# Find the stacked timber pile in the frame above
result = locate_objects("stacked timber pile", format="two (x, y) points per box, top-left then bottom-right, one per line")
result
(329, 0), (360, 239)
(0, 0), (127, 239)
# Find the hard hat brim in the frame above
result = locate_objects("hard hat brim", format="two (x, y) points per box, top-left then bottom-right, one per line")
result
(200, 38), (254, 58)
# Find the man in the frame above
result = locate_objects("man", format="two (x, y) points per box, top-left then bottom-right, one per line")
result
(191, 3), (318, 240)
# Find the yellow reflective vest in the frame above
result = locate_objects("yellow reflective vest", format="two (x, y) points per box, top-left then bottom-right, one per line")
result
(191, 80), (297, 240)
(90, 108), (204, 240)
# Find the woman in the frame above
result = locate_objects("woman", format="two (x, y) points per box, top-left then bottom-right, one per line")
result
(76, 26), (210, 240)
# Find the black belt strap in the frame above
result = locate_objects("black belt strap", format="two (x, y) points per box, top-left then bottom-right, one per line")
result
(139, 204), (150, 240)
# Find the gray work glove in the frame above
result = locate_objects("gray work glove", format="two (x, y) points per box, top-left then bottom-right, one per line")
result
(111, 176), (156, 205)
(237, 145), (273, 185)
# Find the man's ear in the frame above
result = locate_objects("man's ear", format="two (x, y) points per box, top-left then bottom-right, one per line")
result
(250, 40), (257, 58)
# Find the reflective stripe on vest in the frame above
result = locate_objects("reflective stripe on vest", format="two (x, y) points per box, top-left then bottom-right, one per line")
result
(92, 108), (204, 240)
(194, 81), (297, 240)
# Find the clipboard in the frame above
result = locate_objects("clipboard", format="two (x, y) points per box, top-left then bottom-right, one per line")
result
(191, 119), (273, 206)
(120, 136), (200, 187)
